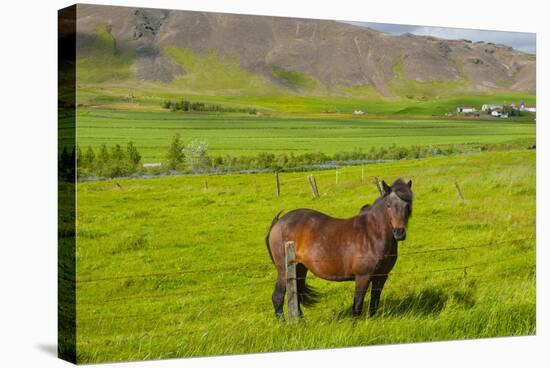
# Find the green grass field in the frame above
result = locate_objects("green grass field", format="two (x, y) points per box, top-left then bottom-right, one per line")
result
(76, 109), (535, 162)
(77, 86), (535, 116)
(75, 150), (535, 363)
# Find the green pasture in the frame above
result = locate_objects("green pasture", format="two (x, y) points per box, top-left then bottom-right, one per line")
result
(76, 109), (535, 162)
(77, 85), (535, 117)
(75, 150), (536, 363)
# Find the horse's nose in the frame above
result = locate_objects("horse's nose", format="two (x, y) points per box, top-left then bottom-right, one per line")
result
(393, 228), (406, 240)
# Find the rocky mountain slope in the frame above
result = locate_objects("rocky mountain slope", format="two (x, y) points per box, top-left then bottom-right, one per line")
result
(74, 4), (536, 97)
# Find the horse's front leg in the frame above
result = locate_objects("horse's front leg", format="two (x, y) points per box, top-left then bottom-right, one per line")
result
(352, 274), (371, 316)
(369, 275), (388, 317)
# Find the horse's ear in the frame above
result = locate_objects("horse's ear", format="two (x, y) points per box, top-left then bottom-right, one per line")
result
(407, 180), (412, 189)
(382, 180), (391, 195)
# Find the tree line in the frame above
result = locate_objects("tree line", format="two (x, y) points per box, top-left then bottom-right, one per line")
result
(162, 99), (257, 114)
(76, 135), (211, 178)
(77, 141), (142, 178)
(75, 135), (531, 179)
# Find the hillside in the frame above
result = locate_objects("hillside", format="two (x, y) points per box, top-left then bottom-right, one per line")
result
(73, 4), (536, 100)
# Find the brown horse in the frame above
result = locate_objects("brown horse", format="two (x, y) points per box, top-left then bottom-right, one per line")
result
(266, 178), (413, 317)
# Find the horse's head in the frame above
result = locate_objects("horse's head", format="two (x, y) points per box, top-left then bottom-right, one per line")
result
(382, 179), (413, 241)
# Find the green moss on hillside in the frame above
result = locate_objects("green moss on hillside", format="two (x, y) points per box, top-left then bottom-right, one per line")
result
(77, 26), (135, 83)
(270, 66), (323, 92)
(162, 47), (282, 95)
(389, 54), (469, 101)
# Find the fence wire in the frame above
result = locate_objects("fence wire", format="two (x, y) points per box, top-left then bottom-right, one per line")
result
(72, 235), (534, 285)
(77, 266), (535, 323)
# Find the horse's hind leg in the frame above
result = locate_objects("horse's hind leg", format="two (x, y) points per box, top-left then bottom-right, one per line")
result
(296, 263), (308, 317)
(272, 272), (286, 318)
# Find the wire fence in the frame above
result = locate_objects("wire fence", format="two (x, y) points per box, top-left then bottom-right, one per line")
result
(76, 258), (535, 309)
(77, 265), (535, 323)
(110, 159), (487, 198)
(70, 235), (534, 285)
(73, 229), (535, 325)
(74, 247), (535, 320)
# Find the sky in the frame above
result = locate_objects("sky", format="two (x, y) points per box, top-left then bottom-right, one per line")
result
(346, 22), (536, 54)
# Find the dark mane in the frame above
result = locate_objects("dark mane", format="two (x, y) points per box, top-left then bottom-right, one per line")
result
(358, 204), (371, 215)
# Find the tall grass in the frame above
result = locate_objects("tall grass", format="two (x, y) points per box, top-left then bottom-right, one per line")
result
(75, 150), (535, 363)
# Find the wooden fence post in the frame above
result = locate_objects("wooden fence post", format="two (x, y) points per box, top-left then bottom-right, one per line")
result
(285, 241), (300, 322)
(374, 176), (383, 195)
(275, 172), (280, 197)
(454, 180), (465, 200)
(313, 177), (320, 197)
(361, 166), (365, 183)
(307, 176), (318, 198)
(335, 170), (339, 185)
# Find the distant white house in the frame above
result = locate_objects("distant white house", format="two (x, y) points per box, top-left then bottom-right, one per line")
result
(457, 106), (477, 113)
(519, 102), (536, 113)
(353, 109), (365, 115)
(481, 104), (502, 112)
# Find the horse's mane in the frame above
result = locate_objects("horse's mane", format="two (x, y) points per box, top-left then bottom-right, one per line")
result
(358, 203), (371, 215)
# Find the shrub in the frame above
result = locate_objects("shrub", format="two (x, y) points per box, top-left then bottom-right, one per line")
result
(165, 134), (185, 171)
(184, 140), (209, 173)
(84, 146), (95, 167)
(126, 141), (142, 170)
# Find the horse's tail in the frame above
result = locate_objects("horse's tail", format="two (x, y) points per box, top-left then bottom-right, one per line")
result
(265, 210), (284, 264)
(298, 280), (321, 307)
